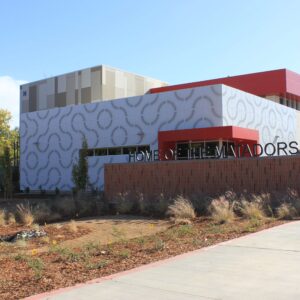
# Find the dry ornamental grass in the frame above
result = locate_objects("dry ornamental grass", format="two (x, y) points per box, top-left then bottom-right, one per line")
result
(0, 210), (6, 226)
(166, 196), (196, 221)
(239, 199), (266, 221)
(16, 204), (35, 226)
(209, 196), (235, 224)
(276, 203), (297, 220)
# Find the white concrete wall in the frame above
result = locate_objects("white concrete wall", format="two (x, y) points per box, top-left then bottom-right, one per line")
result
(20, 84), (299, 191)
(221, 86), (297, 147)
(297, 111), (300, 145)
(20, 85), (224, 191)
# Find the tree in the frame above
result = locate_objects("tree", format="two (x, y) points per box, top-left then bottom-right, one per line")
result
(0, 109), (19, 158)
(2, 147), (12, 199)
(0, 110), (19, 196)
(72, 137), (89, 191)
(0, 109), (12, 155)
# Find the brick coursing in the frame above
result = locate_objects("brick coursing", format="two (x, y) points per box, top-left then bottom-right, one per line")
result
(104, 156), (300, 200)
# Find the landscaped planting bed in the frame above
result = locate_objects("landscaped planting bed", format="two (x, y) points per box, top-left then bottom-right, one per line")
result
(0, 217), (284, 300)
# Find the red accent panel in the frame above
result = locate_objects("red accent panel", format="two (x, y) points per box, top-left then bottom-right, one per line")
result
(286, 69), (300, 98)
(158, 126), (259, 160)
(150, 69), (300, 102)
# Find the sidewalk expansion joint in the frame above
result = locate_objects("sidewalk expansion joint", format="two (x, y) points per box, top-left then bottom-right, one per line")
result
(221, 244), (300, 253)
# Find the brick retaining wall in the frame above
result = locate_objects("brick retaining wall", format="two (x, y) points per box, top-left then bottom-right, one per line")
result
(104, 156), (300, 200)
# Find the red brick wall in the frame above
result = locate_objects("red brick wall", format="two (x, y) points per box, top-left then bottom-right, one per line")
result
(104, 156), (300, 201)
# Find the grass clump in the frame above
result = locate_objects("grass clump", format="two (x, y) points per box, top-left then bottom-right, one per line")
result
(0, 210), (6, 226)
(66, 220), (78, 233)
(114, 192), (134, 214)
(49, 245), (85, 262)
(167, 196), (196, 221)
(119, 249), (130, 259)
(27, 258), (44, 280)
(85, 260), (109, 270)
(154, 238), (165, 251)
(14, 254), (44, 280)
(276, 203), (297, 220)
(6, 212), (16, 225)
(209, 196), (235, 224)
(16, 204), (35, 226)
(239, 198), (266, 221)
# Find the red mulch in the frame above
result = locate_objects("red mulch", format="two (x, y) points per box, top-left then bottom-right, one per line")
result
(0, 218), (285, 300)
(0, 224), (90, 252)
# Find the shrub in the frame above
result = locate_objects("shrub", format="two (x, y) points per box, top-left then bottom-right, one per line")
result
(52, 197), (76, 218)
(209, 196), (235, 224)
(55, 187), (60, 196)
(72, 136), (89, 191)
(75, 193), (97, 217)
(152, 193), (170, 216)
(2, 147), (12, 199)
(287, 189), (300, 214)
(276, 203), (297, 220)
(114, 192), (134, 214)
(16, 203), (35, 226)
(190, 192), (213, 215)
(139, 193), (170, 217)
(33, 202), (52, 224)
(166, 196), (196, 220)
(271, 189), (300, 215)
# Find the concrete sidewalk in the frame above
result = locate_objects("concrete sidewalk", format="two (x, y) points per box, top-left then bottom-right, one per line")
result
(27, 221), (300, 300)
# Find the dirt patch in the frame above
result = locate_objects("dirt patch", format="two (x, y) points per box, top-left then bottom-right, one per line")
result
(59, 216), (170, 249)
(0, 217), (285, 300)
(0, 216), (169, 256)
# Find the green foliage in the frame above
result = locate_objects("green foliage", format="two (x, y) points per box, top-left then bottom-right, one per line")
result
(85, 260), (109, 270)
(154, 238), (165, 251)
(0, 109), (19, 155)
(49, 245), (87, 262)
(0, 110), (12, 154)
(2, 147), (12, 199)
(0, 109), (19, 194)
(72, 136), (89, 191)
(27, 258), (44, 280)
(118, 249), (130, 259)
(13, 254), (44, 280)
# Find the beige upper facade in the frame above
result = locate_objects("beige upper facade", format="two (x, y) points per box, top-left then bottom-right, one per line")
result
(20, 65), (168, 113)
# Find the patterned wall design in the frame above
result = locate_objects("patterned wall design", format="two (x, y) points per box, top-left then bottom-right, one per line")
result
(221, 85), (297, 145)
(20, 65), (168, 113)
(20, 84), (298, 191)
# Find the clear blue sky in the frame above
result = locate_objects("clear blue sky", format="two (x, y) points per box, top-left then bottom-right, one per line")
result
(1, 0), (300, 84)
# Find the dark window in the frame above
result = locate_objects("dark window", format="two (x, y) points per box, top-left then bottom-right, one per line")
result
(190, 142), (204, 158)
(177, 143), (189, 160)
(137, 145), (150, 153)
(95, 148), (107, 156)
(280, 98), (284, 105)
(108, 148), (122, 155)
(223, 141), (235, 157)
(87, 149), (94, 156)
(87, 145), (150, 157)
(123, 146), (137, 154)
(205, 141), (218, 157)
